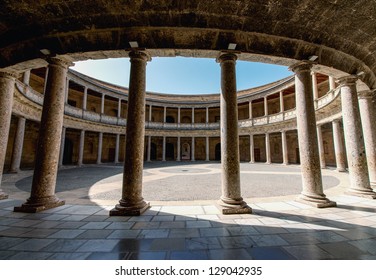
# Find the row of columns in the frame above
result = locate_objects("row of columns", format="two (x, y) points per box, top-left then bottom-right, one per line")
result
(1, 53), (376, 216)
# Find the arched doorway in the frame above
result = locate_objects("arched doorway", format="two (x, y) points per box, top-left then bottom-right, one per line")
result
(166, 143), (174, 160)
(215, 143), (221, 161)
(63, 138), (74, 165)
(181, 143), (190, 160)
(151, 143), (157, 160)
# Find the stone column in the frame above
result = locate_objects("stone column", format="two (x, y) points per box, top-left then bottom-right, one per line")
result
(177, 136), (181, 161)
(163, 107), (167, 123)
(317, 125), (326, 169)
(249, 134), (255, 163)
(149, 104), (152, 122)
(43, 67), (49, 94)
(114, 134), (120, 163)
(358, 90), (376, 187)
(0, 71), (17, 200)
(14, 57), (73, 212)
(101, 94), (105, 114)
(162, 136), (166, 161)
(264, 96), (268, 116)
(332, 119), (346, 172)
(110, 51), (150, 216)
(290, 61), (336, 208)
(192, 108), (195, 124)
(178, 107), (181, 124)
(117, 99), (122, 118)
(280, 91), (284, 112)
(191, 137), (195, 161)
(312, 72), (319, 100)
(23, 70), (31, 85)
(78, 130), (85, 166)
(282, 130), (289, 165)
(9, 116), (26, 173)
(83, 87), (87, 110)
(206, 136), (210, 161)
(206, 107), (209, 123)
(265, 133), (271, 164)
(147, 135), (151, 162)
(329, 76), (336, 91)
(64, 79), (69, 103)
(97, 132), (103, 164)
(58, 127), (66, 167)
(248, 101), (253, 119)
(338, 76), (376, 198)
(217, 52), (251, 214)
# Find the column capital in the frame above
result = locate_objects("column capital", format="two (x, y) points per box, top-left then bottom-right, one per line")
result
(216, 52), (238, 63)
(288, 61), (314, 73)
(358, 90), (374, 99)
(129, 50), (151, 62)
(46, 57), (74, 68)
(0, 70), (19, 80)
(332, 118), (342, 125)
(335, 75), (358, 86)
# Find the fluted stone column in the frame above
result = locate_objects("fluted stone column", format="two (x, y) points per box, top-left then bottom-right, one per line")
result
(147, 136), (151, 162)
(280, 91), (284, 112)
(117, 99), (122, 118)
(83, 87), (87, 110)
(163, 107), (167, 123)
(162, 136), (166, 161)
(78, 130), (85, 166)
(9, 116), (26, 173)
(290, 61), (336, 208)
(191, 137), (195, 161)
(0, 71), (17, 200)
(114, 134), (120, 163)
(264, 96), (268, 116)
(206, 137), (210, 161)
(249, 134), (255, 163)
(100, 94), (105, 114)
(332, 119), (346, 172)
(15, 57), (73, 212)
(317, 125), (326, 169)
(192, 108), (195, 124)
(265, 133), (271, 164)
(177, 136), (181, 161)
(249, 101), (253, 119)
(97, 132), (103, 164)
(110, 51), (150, 216)
(358, 90), (376, 187)
(206, 107), (209, 123)
(282, 131), (289, 165)
(312, 72), (319, 100)
(338, 76), (376, 198)
(217, 52), (251, 214)
(149, 105), (152, 122)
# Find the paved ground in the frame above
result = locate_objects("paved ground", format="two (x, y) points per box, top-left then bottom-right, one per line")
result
(0, 162), (375, 260)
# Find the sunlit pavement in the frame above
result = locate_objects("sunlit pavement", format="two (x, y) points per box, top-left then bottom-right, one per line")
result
(0, 162), (375, 260)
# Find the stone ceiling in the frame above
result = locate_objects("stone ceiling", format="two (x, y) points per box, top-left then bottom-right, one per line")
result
(1, 0), (375, 88)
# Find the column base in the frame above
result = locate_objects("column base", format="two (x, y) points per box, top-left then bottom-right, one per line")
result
(345, 188), (376, 199)
(217, 198), (252, 215)
(109, 202), (150, 216)
(0, 192), (9, 200)
(296, 194), (337, 208)
(14, 197), (65, 213)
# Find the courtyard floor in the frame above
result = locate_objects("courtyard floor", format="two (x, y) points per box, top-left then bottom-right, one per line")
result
(0, 162), (376, 260)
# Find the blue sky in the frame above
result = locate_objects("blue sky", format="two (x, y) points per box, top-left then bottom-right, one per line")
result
(72, 57), (292, 94)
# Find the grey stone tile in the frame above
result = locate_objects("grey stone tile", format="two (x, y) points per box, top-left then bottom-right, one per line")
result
(47, 252), (91, 260)
(79, 221), (111, 230)
(149, 238), (186, 251)
(132, 221), (160, 230)
(186, 221), (212, 228)
(10, 219), (42, 227)
(139, 229), (170, 239)
(318, 242), (366, 259)
(227, 226), (260, 236)
(159, 221), (186, 229)
(169, 228), (200, 238)
(107, 229), (141, 239)
(0, 217), (20, 226)
(0, 250), (18, 260)
(250, 235), (289, 247)
(312, 231), (349, 243)
(186, 237), (222, 250)
(219, 236), (254, 249)
(127, 252), (167, 260)
(247, 247), (296, 260)
(128, 216), (153, 222)
(61, 215), (89, 221)
(0, 225), (10, 232)
(208, 249), (253, 260)
(0, 237), (28, 250)
(76, 229), (113, 239)
(47, 229), (86, 239)
(10, 238), (56, 251)
(10, 252), (53, 260)
(170, 250), (209, 260)
(43, 239), (88, 252)
(199, 227), (230, 237)
(55, 205), (103, 215)
(279, 232), (321, 245)
(86, 252), (128, 260)
(112, 239), (154, 252)
(336, 229), (374, 240)
(81, 215), (109, 222)
(350, 239), (376, 254)
(34, 220), (63, 229)
(0, 227), (33, 237)
(105, 222), (135, 230)
(254, 225), (289, 234)
(76, 239), (120, 252)
(283, 245), (334, 260)
(105, 216), (132, 222)
(41, 214), (70, 221)
(19, 228), (59, 238)
(152, 215), (175, 222)
(55, 221), (88, 229)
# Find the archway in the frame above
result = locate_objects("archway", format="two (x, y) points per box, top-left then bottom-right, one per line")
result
(181, 143), (190, 160)
(166, 143), (174, 160)
(63, 138), (73, 165)
(150, 143), (157, 160)
(215, 143), (221, 161)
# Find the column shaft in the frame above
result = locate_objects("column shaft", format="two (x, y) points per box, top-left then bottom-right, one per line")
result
(282, 131), (289, 165)
(265, 133), (271, 164)
(290, 62), (335, 208)
(0, 72), (17, 200)
(206, 136), (210, 161)
(206, 107), (209, 123)
(332, 119), (346, 172)
(280, 91), (284, 112)
(338, 77), (376, 198)
(163, 107), (167, 123)
(10, 116), (26, 173)
(147, 135), (151, 162)
(317, 125), (326, 168)
(329, 76), (336, 91)
(312, 72), (319, 100)
(83, 87), (87, 110)
(177, 137), (181, 161)
(78, 130), (85, 166)
(162, 136), (166, 161)
(358, 91), (376, 186)
(15, 58), (73, 212)
(249, 134), (255, 163)
(149, 104), (152, 122)
(110, 51), (150, 216)
(191, 137), (195, 161)
(249, 101), (253, 119)
(117, 99), (122, 118)
(101, 94), (105, 114)
(23, 70), (31, 85)
(217, 53), (251, 214)
(264, 96), (268, 116)
(97, 132), (103, 164)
